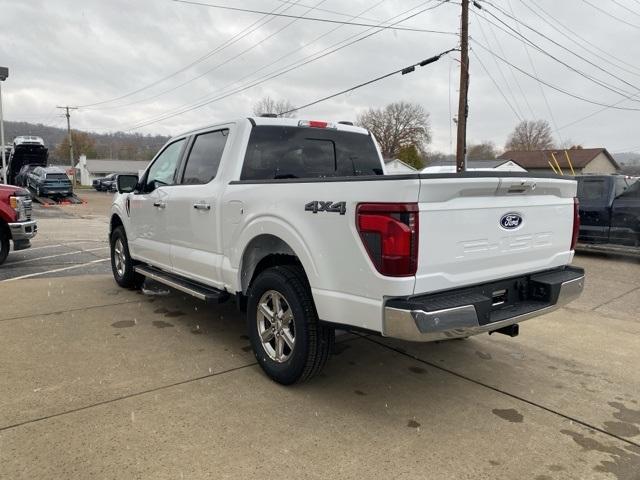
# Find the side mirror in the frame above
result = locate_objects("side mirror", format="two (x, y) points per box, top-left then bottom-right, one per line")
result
(117, 174), (139, 193)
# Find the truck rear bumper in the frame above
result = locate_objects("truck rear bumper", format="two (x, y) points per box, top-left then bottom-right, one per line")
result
(383, 266), (584, 342)
(8, 220), (38, 242)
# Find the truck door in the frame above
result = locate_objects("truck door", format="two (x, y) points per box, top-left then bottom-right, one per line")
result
(128, 138), (186, 270)
(577, 176), (612, 243)
(166, 128), (230, 289)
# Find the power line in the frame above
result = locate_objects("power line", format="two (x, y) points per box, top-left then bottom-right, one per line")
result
(471, 39), (640, 111)
(172, 0), (455, 34)
(505, 0), (561, 141)
(125, 2), (452, 130)
(473, 5), (640, 102)
(115, 1), (445, 127)
(471, 48), (522, 121)
(75, 1), (299, 108)
(558, 91), (640, 130)
(477, 1), (640, 97)
(273, 0), (386, 23)
(521, 0), (640, 79)
(608, 0), (640, 19)
(279, 49), (457, 115)
(86, 0), (327, 111)
(581, 0), (640, 29)
(475, 16), (525, 119)
(485, 11), (535, 118)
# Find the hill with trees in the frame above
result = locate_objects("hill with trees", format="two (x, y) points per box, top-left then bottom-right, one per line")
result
(3, 120), (170, 162)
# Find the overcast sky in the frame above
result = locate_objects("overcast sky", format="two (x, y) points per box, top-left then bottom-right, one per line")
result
(1, 0), (640, 153)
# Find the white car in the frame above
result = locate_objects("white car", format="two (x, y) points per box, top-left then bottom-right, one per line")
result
(109, 117), (584, 384)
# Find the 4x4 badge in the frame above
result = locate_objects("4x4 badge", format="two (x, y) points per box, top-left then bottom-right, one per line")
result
(305, 201), (346, 215)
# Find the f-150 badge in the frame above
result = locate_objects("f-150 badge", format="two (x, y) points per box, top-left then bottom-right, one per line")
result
(305, 201), (346, 215)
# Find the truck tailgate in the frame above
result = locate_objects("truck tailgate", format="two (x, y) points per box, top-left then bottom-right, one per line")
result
(414, 175), (577, 294)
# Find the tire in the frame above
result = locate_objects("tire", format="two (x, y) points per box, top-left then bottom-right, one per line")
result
(110, 226), (144, 289)
(247, 265), (334, 385)
(0, 224), (10, 265)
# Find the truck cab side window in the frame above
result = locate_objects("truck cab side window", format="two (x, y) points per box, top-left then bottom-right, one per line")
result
(144, 139), (185, 192)
(181, 129), (229, 185)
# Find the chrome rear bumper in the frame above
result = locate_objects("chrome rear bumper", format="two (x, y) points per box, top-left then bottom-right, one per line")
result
(383, 267), (584, 342)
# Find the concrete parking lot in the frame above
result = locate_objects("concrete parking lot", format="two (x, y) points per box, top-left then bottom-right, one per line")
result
(1, 190), (639, 479)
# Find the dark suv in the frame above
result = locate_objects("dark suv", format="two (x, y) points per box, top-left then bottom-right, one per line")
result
(27, 166), (72, 198)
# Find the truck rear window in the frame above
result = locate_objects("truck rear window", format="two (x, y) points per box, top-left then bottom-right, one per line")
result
(240, 126), (383, 180)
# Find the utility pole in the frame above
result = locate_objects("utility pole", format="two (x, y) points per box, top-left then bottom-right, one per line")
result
(56, 105), (78, 192)
(456, 0), (470, 173)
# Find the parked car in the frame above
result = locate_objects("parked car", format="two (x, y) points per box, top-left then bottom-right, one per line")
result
(0, 183), (37, 265)
(14, 164), (39, 187)
(109, 117), (584, 384)
(93, 173), (117, 191)
(576, 174), (640, 246)
(27, 166), (72, 198)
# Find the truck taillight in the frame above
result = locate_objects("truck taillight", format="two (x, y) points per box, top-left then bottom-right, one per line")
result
(571, 197), (580, 250)
(356, 203), (419, 277)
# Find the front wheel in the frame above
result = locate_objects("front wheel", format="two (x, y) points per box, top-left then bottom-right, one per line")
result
(247, 265), (334, 385)
(110, 226), (144, 289)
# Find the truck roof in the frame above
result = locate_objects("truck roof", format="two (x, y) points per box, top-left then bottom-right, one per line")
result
(180, 117), (369, 138)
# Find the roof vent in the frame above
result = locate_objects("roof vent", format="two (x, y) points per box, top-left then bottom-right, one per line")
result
(338, 121), (354, 126)
(260, 113), (278, 118)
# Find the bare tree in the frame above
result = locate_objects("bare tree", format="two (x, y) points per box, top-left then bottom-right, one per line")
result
(253, 96), (296, 118)
(356, 101), (431, 159)
(505, 120), (554, 151)
(467, 141), (498, 160)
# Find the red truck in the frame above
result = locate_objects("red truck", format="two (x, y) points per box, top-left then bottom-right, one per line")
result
(0, 184), (37, 264)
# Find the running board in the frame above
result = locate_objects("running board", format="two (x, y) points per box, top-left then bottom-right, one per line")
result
(134, 265), (230, 303)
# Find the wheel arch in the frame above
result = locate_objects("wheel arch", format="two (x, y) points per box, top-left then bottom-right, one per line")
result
(110, 213), (124, 236)
(239, 234), (311, 295)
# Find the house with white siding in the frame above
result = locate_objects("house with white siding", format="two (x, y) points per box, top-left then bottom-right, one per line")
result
(76, 155), (149, 186)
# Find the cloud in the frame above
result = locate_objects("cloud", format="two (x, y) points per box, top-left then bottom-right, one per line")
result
(1, 0), (639, 152)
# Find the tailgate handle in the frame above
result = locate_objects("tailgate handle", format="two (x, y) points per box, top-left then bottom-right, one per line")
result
(504, 180), (536, 194)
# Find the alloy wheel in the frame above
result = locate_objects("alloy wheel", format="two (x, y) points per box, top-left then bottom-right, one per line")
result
(256, 290), (295, 363)
(113, 238), (126, 278)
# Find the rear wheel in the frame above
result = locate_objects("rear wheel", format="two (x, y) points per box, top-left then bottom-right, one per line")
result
(0, 224), (10, 265)
(110, 226), (143, 289)
(247, 265), (334, 385)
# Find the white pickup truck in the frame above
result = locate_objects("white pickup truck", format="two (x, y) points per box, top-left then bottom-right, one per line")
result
(110, 116), (584, 384)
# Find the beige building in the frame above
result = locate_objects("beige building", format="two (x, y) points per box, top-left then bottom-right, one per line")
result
(498, 148), (619, 175)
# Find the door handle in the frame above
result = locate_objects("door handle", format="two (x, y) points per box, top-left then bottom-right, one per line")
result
(193, 202), (211, 211)
(153, 201), (166, 209)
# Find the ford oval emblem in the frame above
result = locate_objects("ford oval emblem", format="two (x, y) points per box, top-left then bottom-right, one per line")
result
(500, 212), (523, 230)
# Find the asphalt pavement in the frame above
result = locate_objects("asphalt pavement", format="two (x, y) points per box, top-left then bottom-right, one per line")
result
(1, 190), (639, 479)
